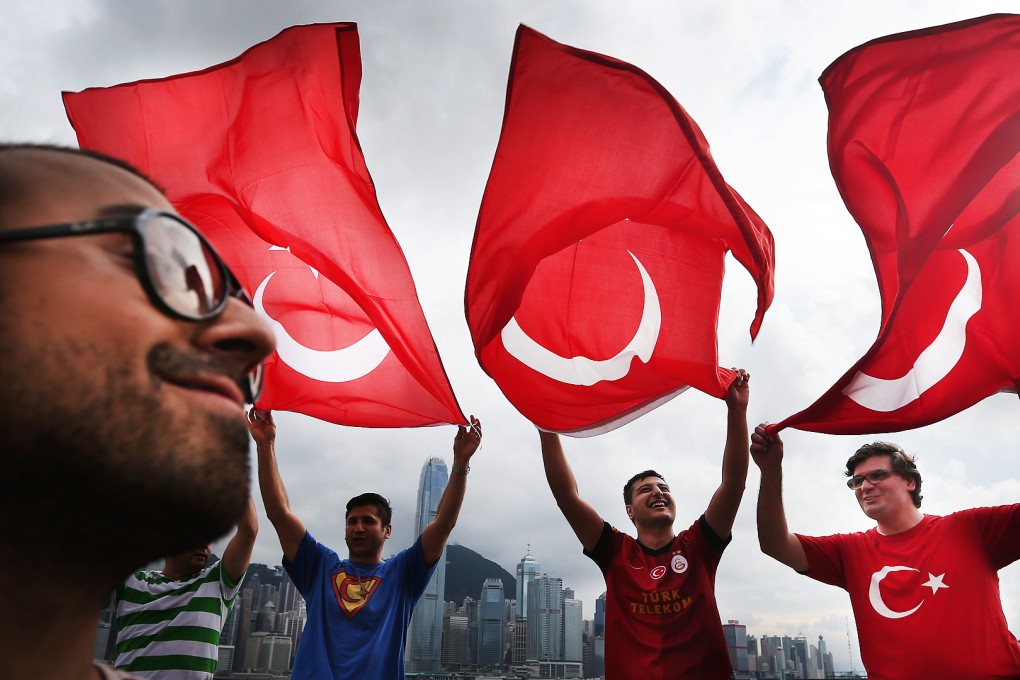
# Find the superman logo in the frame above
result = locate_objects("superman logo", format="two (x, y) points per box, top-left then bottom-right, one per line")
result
(331, 569), (382, 618)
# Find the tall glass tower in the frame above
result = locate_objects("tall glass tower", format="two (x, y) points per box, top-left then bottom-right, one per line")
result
(526, 576), (564, 661)
(406, 457), (448, 672)
(515, 550), (541, 620)
(513, 550), (541, 664)
(477, 578), (506, 667)
(562, 595), (583, 662)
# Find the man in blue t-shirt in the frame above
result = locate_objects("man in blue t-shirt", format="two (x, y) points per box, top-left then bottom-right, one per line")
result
(251, 409), (482, 679)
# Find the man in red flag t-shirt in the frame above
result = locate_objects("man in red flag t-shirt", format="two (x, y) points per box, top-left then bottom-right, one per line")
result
(540, 370), (750, 680)
(752, 429), (1020, 679)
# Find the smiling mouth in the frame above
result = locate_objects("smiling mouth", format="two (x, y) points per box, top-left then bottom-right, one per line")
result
(649, 500), (668, 509)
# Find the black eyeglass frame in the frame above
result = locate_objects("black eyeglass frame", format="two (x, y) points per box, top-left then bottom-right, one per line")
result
(846, 469), (893, 490)
(0, 207), (249, 321)
(0, 208), (263, 401)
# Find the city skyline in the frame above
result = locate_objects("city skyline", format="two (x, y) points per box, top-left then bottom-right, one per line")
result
(183, 554), (864, 676)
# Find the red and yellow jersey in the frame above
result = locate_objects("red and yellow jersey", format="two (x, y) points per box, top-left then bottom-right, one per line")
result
(586, 515), (732, 680)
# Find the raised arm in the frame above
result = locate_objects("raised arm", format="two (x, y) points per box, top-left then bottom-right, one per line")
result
(220, 495), (258, 584)
(704, 369), (750, 539)
(420, 416), (482, 567)
(249, 408), (306, 564)
(539, 430), (603, 552)
(750, 424), (808, 571)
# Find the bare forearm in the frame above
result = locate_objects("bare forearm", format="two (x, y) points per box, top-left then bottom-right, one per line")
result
(236, 495), (258, 540)
(433, 467), (468, 535)
(721, 404), (750, 489)
(541, 431), (580, 502)
(222, 497), (258, 583)
(539, 430), (602, 550)
(705, 404), (749, 537)
(757, 468), (789, 549)
(256, 439), (290, 521)
(421, 417), (482, 565)
(255, 438), (306, 562)
(420, 464), (469, 565)
(756, 467), (808, 570)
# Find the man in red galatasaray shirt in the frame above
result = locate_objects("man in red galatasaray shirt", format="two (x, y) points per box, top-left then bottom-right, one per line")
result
(540, 370), (750, 680)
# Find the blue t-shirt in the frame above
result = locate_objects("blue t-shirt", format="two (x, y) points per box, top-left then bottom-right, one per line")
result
(284, 531), (435, 679)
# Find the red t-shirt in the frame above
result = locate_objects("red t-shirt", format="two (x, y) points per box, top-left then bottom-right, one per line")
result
(798, 505), (1020, 680)
(586, 515), (731, 680)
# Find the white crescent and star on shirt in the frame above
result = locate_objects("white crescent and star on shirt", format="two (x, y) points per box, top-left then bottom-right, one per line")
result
(869, 565), (950, 619)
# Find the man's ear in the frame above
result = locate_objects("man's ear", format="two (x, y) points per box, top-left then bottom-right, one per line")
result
(383, 525), (392, 539)
(625, 505), (635, 520)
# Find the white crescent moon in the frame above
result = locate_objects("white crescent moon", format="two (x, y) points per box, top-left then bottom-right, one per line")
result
(500, 251), (661, 386)
(843, 248), (982, 412)
(869, 565), (923, 619)
(253, 272), (391, 383)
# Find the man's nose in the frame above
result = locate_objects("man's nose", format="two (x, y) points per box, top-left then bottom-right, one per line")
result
(194, 297), (276, 390)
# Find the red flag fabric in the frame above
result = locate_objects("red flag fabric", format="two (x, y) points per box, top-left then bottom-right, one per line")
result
(776, 14), (1020, 435)
(466, 26), (774, 436)
(63, 23), (466, 427)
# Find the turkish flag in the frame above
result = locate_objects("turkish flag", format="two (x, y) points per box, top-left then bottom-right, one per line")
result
(63, 24), (466, 427)
(776, 14), (1020, 435)
(466, 26), (774, 436)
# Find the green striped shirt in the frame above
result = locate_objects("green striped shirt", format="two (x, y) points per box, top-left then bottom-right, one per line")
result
(113, 561), (241, 679)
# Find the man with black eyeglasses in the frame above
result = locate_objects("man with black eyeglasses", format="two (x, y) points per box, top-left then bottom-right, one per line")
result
(751, 427), (1020, 679)
(0, 143), (275, 680)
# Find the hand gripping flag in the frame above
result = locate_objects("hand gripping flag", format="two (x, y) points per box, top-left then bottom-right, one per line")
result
(466, 26), (774, 436)
(776, 14), (1020, 435)
(64, 24), (466, 427)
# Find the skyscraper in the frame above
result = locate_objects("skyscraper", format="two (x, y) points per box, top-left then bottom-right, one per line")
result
(513, 550), (541, 663)
(594, 592), (606, 637)
(723, 620), (751, 678)
(442, 611), (470, 669)
(406, 457), (448, 672)
(477, 578), (506, 667)
(562, 593), (582, 662)
(515, 550), (540, 620)
(526, 576), (564, 662)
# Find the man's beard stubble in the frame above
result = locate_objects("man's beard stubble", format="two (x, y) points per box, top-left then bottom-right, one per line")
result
(0, 341), (251, 590)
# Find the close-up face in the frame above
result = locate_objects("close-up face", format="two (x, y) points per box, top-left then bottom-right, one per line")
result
(0, 148), (275, 572)
(344, 504), (392, 561)
(850, 455), (915, 521)
(626, 475), (675, 526)
(166, 544), (212, 576)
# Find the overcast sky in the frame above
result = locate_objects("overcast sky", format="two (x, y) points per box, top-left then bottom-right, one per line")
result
(5, 1), (1019, 671)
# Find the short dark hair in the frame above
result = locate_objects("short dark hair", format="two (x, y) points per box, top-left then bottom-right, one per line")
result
(845, 442), (923, 508)
(346, 492), (392, 526)
(623, 470), (666, 506)
(0, 143), (163, 226)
